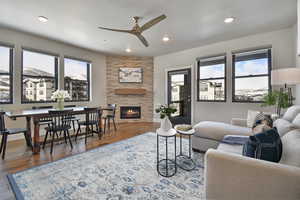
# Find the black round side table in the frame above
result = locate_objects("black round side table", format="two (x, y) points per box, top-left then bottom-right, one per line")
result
(174, 125), (196, 171)
(156, 128), (177, 177)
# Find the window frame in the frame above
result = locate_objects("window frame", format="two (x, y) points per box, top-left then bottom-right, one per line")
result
(197, 54), (227, 102)
(21, 48), (59, 104)
(63, 56), (91, 102)
(0, 43), (13, 104)
(232, 48), (272, 103)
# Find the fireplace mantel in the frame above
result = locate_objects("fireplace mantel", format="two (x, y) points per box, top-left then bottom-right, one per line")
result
(114, 88), (147, 95)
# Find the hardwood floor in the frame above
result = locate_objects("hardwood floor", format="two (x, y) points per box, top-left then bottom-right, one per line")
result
(0, 122), (159, 200)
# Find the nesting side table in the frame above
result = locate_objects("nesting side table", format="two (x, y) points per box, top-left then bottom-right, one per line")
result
(174, 125), (196, 171)
(156, 128), (177, 177)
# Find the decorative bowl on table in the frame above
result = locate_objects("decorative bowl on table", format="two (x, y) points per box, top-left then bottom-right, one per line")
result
(175, 124), (193, 132)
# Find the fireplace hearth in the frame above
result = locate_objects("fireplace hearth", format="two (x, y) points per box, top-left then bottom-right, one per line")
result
(120, 106), (141, 119)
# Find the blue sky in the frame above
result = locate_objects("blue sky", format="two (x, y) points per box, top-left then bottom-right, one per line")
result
(235, 58), (268, 76)
(17, 50), (86, 79)
(64, 58), (87, 80)
(23, 50), (55, 74)
(200, 58), (268, 90)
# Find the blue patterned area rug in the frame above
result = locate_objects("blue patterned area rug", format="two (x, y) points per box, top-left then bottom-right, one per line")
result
(8, 132), (205, 200)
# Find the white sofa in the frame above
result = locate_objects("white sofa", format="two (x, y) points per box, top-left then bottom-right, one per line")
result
(192, 105), (300, 152)
(204, 105), (300, 200)
(192, 119), (252, 152)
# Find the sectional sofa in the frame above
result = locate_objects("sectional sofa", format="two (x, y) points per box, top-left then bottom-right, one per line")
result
(192, 106), (300, 199)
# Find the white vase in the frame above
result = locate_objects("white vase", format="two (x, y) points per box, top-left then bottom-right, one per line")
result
(57, 98), (64, 110)
(160, 116), (172, 131)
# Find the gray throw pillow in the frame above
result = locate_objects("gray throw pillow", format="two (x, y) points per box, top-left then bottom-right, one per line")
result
(273, 119), (296, 137)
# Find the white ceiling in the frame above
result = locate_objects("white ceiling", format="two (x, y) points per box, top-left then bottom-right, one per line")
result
(0, 0), (297, 57)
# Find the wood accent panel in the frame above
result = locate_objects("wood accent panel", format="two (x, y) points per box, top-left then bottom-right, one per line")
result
(114, 88), (146, 95)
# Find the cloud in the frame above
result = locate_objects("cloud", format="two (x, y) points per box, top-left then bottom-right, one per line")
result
(235, 59), (268, 76)
(200, 64), (224, 79)
(235, 76), (268, 90)
(0, 47), (10, 71)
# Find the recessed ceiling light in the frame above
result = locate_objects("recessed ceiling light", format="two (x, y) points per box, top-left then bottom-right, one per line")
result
(38, 16), (48, 23)
(162, 36), (170, 42)
(125, 48), (131, 53)
(224, 17), (235, 23)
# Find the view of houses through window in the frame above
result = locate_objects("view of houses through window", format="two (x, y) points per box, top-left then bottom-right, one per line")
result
(0, 45), (12, 103)
(233, 49), (271, 102)
(22, 50), (58, 103)
(64, 58), (90, 101)
(198, 55), (226, 101)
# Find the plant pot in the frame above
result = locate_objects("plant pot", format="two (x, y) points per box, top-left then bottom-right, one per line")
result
(160, 116), (172, 131)
(57, 99), (64, 110)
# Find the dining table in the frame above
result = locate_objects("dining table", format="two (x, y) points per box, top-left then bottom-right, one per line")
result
(5, 106), (113, 154)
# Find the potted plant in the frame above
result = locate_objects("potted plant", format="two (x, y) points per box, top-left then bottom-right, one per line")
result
(51, 90), (70, 110)
(261, 90), (291, 116)
(155, 104), (177, 131)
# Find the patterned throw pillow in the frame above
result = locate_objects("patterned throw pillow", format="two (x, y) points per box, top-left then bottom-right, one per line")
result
(247, 110), (272, 128)
(247, 110), (261, 128)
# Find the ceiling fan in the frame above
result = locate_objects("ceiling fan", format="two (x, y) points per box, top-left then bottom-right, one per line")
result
(98, 14), (167, 47)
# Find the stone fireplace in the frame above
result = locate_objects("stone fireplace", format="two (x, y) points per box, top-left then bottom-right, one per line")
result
(120, 106), (141, 119)
(106, 55), (153, 122)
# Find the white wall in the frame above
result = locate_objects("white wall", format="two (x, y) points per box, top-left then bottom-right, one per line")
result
(0, 27), (106, 140)
(154, 27), (296, 124)
(295, 0), (300, 104)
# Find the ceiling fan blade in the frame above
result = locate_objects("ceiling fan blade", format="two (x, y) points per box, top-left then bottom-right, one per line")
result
(141, 14), (167, 32)
(98, 26), (132, 34)
(136, 34), (149, 47)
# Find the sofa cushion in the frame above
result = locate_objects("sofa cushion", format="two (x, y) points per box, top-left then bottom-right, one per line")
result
(193, 121), (252, 141)
(282, 105), (300, 122)
(217, 143), (243, 155)
(280, 129), (300, 167)
(273, 119), (296, 137)
(292, 113), (300, 128)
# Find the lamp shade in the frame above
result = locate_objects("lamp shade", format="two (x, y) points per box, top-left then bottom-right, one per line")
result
(271, 68), (300, 86)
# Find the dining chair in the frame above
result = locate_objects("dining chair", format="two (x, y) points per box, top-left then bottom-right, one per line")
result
(75, 107), (102, 144)
(64, 105), (80, 133)
(103, 104), (117, 134)
(43, 110), (73, 154)
(0, 112), (32, 159)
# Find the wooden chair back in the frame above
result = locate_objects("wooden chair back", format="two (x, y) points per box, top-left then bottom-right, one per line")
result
(48, 110), (73, 130)
(0, 112), (6, 132)
(84, 107), (102, 124)
(107, 104), (117, 117)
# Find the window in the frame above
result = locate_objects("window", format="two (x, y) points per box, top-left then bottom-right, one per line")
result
(197, 55), (226, 101)
(232, 48), (271, 102)
(64, 57), (90, 101)
(0, 45), (13, 104)
(22, 49), (58, 103)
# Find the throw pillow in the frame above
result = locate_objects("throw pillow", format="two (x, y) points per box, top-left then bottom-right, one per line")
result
(292, 113), (300, 128)
(273, 119), (296, 137)
(282, 105), (300, 122)
(247, 110), (261, 128)
(280, 129), (300, 167)
(242, 128), (282, 163)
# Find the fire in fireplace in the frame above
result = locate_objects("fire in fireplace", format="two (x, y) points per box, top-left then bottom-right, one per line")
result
(120, 106), (141, 119)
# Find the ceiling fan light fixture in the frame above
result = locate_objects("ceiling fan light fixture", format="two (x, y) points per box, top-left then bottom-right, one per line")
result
(162, 35), (170, 42)
(224, 17), (235, 24)
(125, 48), (132, 53)
(38, 16), (48, 23)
